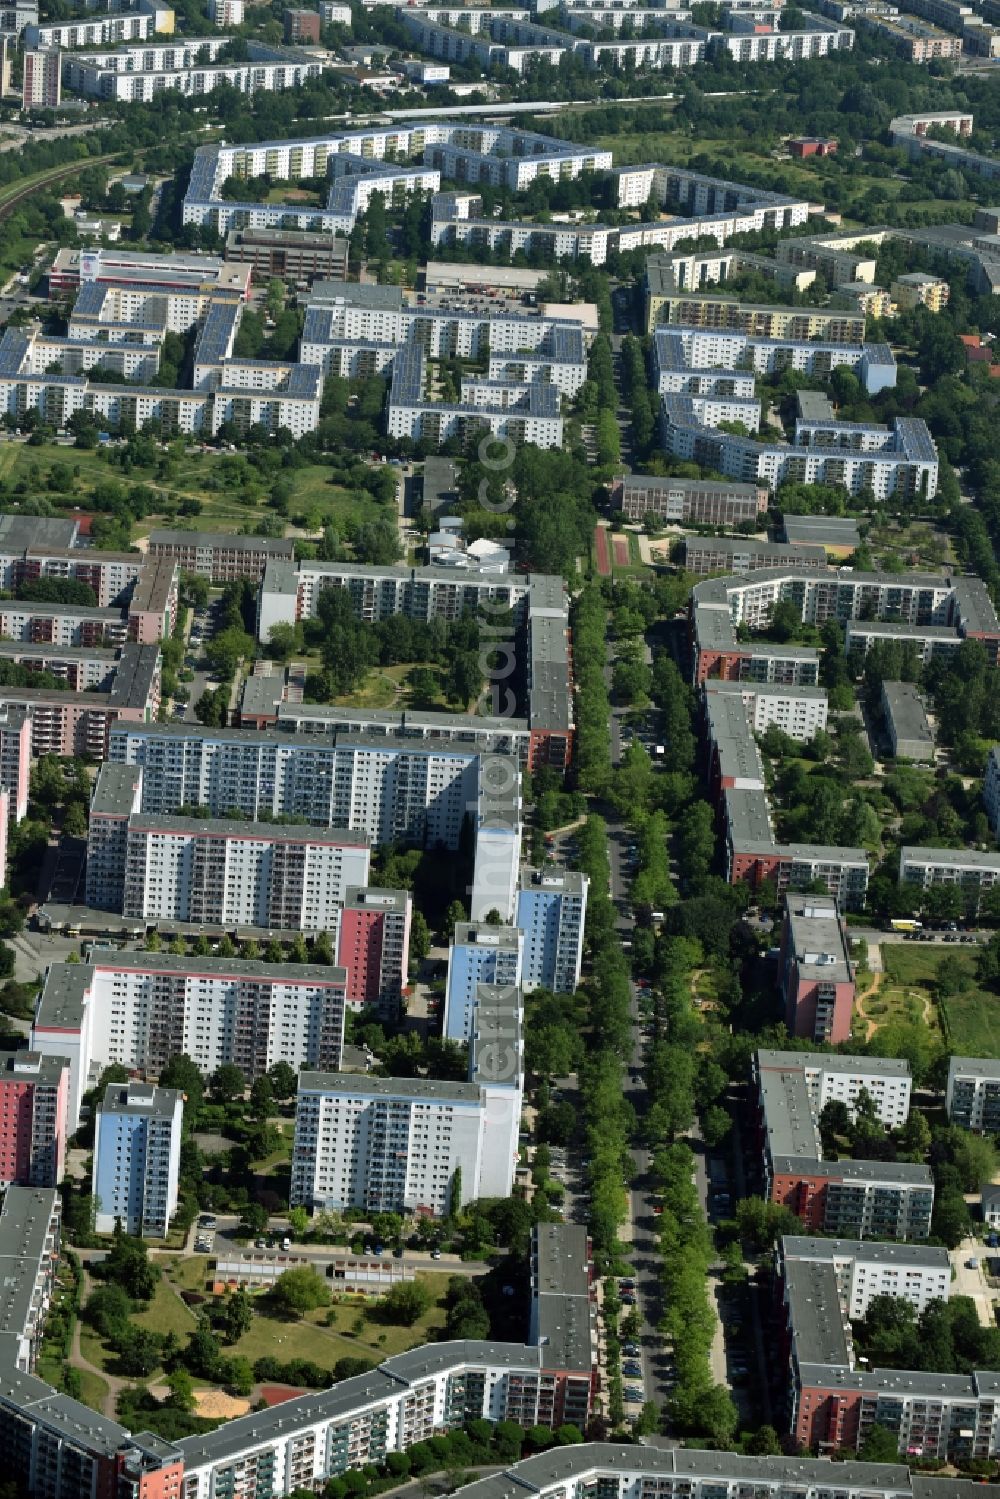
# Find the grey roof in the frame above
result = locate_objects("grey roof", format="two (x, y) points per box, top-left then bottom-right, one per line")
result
(454, 922), (522, 951)
(32, 962), (92, 1030)
(949, 1055), (1000, 1081)
(0, 1051), (67, 1086)
(309, 279), (404, 310)
(296, 1071), (483, 1103)
(0, 1187), (59, 1346)
(684, 535), (827, 567)
(531, 1222), (593, 1374)
(772, 1155), (934, 1185)
(724, 786), (774, 847)
(98, 1081), (183, 1120)
(147, 529), (296, 556)
(469, 982), (522, 1088)
(759, 1049), (910, 1079)
(276, 702), (529, 737)
(781, 1236), (949, 1269)
(0, 639), (119, 665)
(127, 813), (369, 847)
(797, 390), (836, 422)
(90, 763), (143, 818)
(518, 866), (588, 898)
(0, 513), (78, 551)
(902, 845), (1000, 871)
(760, 1066), (821, 1159)
(614, 472), (762, 498)
(882, 680), (934, 753)
(343, 887), (409, 915)
(782, 513), (862, 546)
(786, 1259), (852, 1367)
(785, 893), (850, 983)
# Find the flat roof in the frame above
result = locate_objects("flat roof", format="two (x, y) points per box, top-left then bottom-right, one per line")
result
(89, 763), (143, 818)
(786, 1259), (852, 1367)
(882, 680), (934, 751)
(759, 1048), (910, 1079)
(948, 1055), (1000, 1080)
(782, 513), (862, 546)
(98, 1081), (183, 1120)
(147, 529), (296, 555)
(297, 1071), (483, 1103)
(128, 813), (369, 847)
(782, 1235), (949, 1269)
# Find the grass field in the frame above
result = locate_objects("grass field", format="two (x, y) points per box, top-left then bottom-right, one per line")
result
(134, 1279), (200, 1338)
(333, 661), (452, 712)
(878, 943), (1000, 1054)
(0, 441), (377, 539)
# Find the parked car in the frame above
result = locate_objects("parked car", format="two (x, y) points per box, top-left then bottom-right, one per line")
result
(624, 1386), (644, 1402)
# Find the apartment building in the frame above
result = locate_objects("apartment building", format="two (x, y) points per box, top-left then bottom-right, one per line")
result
(107, 722), (511, 852)
(444, 922), (523, 1040)
(703, 679), (829, 741)
(528, 1224), (596, 1429)
(127, 558), (178, 645)
(0, 705), (31, 824)
(781, 1235), (950, 1319)
(645, 273), (866, 340)
(653, 323), (897, 396)
(690, 567), (998, 687)
(946, 1056), (1000, 1132)
(663, 409), (939, 503)
(23, 47), (61, 106)
(336, 887), (412, 1017)
(881, 681), (934, 761)
(892, 272), (951, 312)
(144, 530), (295, 581)
(24, 11), (154, 45)
(0, 1186), (60, 1373)
(261, 696), (531, 767)
(31, 953), (348, 1130)
(120, 813), (371, 931)
(93, 1081), (184, 1237)
(683, 535), (828, 576)
(62, 37), (323, 99)
(224, 228), (349, 283)
(756, 1052), (932, 1240)
(0, 1051), (68, 1188)
(610, 473), (768, 524)
(859, 12), (962, 58)
(290, 1021), (520, 1214)
(515, 867), (588, 994)
(85, 762), (143, 909)
(757, 1049), (912, 1127)
(899, 846), (1000, 911)
(778, 894), (856, 1044)
(0, 643), (159, 761)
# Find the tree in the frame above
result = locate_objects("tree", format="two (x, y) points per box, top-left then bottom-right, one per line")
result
(819, 1098), (852, 1149)
(268, 1061), (298, 1100)
(224, 1290), (254, 1344)
(858, 1424), (902, 1463)
(211, 1063), (246, 1103)
(85, 1282), (132, 1338)
(381, 1280), (432, 1326)
(287, 1205), (309, 1240)
(115, 1327), (163, 1377)
(159, 1054), (204, 1112)
(249, 1076), (274, 1119)
(100, 1238), (159, 1303)
(166, 1368), (196, 1411)
(271, 1266), (331, 1318)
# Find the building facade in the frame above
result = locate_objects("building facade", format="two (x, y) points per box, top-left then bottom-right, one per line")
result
(93, 1081), (184, 1237)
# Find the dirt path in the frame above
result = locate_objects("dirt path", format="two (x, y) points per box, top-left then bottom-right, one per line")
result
(70, 1271), (127, 1418)
(854, 970), (936, 1040)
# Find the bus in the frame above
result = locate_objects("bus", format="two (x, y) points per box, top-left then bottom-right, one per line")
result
(889, 919), (923, 933)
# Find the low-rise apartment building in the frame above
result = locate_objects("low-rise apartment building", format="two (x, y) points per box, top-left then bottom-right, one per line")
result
(703, 679), (829, 741)
(946, 1056), (1000, 1132)
(881, 681), (934, 761)
(683, 535), (828, 575)
(0, 1186), (61, 1373)
(899, 846), (1000, 911)
(610, 473), (768, 524)
(146, 529), (296, 583)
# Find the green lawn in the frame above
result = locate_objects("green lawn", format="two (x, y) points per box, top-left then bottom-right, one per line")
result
(879, 943), (1000, 1054)
(332, 661), (454, 712)
(228, 1273), (450, 1368)
(133, 1279), (199, 1338)
(77, 1367), (110, 1411)
(0, 442), (376, 540)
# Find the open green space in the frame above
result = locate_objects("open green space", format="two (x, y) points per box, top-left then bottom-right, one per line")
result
(332, 661), (453, 712)
(133, 1279), (200, 1339)
(878, 943), (1000, 1054)
(225, 1280), (449, 1368)
(0, 441), (376, 539)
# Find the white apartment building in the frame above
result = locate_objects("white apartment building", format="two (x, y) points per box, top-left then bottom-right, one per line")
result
(756, 1049), (912, 1127)
(107, 722), (505, 851)
(290, 1073), (490, 1216)
(292, 981), (522, 1214)
(31, 954), (348, 1130)
(515, 867), (588, 993)
(321, 1), (351, 20)
(945, 1056), (1000, 1132)
(63, 39), (322, 99)
(92, 1081), (183, 1237)
(121, 814), (371, 931)
(24, 12), (154, 46)
(210, 0), (244, 21)
(781, 1236), (950, 1318)
(445, 923), (523, 1041)
(703, 680), (829, 742)
(899, 846), (1000, 902)
(653, 325), (897, 396)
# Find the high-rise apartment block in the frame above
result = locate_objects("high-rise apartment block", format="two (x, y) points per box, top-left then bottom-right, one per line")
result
(85, 763), (144, 909)
(120, 813), (370, 930)
(336, 887), (412, 1015)
(31, 952), (347, 1131)
(515, 867), (588, 993)
(0, 1051), (68, 1188)
(93, 1081), (184, 1237)
(292, 982), (522, 1215)
(22, 47), (60, 107)
(444, 922), (523, 1040)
